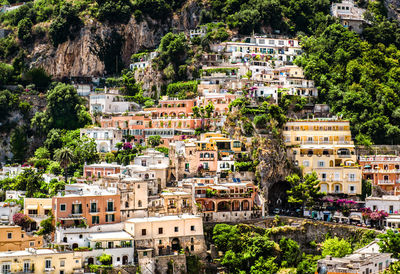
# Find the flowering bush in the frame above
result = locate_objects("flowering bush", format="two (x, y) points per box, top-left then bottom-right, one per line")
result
(123, 142), (132, 150)
(13, 213), (32, 229)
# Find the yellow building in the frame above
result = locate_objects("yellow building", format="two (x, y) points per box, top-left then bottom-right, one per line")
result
(24, 198), (52, 230)
(0, 249), (83, 274)
(283, 119), (362, 195)
(0, 226), (42, 252)
(196, 133), (242, 154)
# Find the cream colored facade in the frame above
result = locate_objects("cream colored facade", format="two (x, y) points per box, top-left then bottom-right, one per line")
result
(125, 215), (206, 256)
(24, 198), (52, 229)
(0, 249), (82, 274)
(283, 119), (362, 195)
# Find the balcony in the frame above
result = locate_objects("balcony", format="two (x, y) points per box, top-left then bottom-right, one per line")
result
(70, 211), (83, 216)
(105, 207), (117, 213)
(378, 180), (395, 185)
(195, 194), (206, 198)
(89, 208), (100, 213)
(338, 154), (351, 158)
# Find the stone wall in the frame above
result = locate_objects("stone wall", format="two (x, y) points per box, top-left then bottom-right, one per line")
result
(155, 254), (186, 274)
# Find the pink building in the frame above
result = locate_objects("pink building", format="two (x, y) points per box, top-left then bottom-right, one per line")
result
(84, 163), (121, 178)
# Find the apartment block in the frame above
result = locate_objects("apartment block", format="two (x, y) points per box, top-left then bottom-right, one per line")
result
(359, 155), (400, 194)
(0, 226), (42, 252)
(283, 119), (361, 195)
(52, 184), (121, 228)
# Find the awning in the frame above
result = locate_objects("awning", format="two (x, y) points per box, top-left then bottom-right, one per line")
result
(26, 205), (38, 210)
(60, 217), (85, 220)
(43, 205), (52, 210)
(364, 165), (371, 168)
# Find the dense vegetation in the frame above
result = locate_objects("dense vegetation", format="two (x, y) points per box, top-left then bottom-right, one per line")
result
(212, 223), (377, 273)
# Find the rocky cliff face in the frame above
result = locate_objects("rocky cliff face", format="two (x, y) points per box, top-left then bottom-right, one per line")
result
(385, 0), (400, 21)
(28, 1), (202, 79)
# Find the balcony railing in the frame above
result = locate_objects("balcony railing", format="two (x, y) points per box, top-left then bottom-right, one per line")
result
(89, 208), (100, 213)
(378, 180), (395, 185)
(105, 207), (117, 212)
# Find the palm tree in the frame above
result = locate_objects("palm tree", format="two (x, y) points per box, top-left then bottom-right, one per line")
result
(54, 147), (74, 183)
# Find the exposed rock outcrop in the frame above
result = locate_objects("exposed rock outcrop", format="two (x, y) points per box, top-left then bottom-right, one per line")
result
(28, 1), (202, 79)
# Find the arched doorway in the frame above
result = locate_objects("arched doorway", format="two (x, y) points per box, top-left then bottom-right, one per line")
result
(88, 257), (94, 265)
(241, 200), (250, 211)
(122, 255), (128, 265)
(217, 201), (230, 212)
(72, 243), (78, 249)
(171, 238), (180, 252)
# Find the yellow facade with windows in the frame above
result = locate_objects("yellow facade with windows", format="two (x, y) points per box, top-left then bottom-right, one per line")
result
(0, 249), (82, 274)
(196, 133), (242, 154)
(283, 119), (362, 195)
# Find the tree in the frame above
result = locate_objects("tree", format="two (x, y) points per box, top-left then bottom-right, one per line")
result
(10, 126), (27, 163)
(250, 256), (278, 274)
(96, 0), (132, 23)
(17, 18), (33, 43)
(98, 253), (112, 265)
(22, 67), (51, 91)
(34, 147), (50, 159)
(46, 83), (91, 130)
(378, 229), (400, 258)
(286, 172), (324, 215)
(148, 135), (161, 147)
(0, 63), (14, 86)
(49, 3), (83, 46)
(279, 237), (302, 267)
(16, 168), (44, 197)
(296, 254), (319, 274)
(54, 147), (74, 183)
(36, 214), (55, 236)
(321, 237), (352, 258)
(116, 142), (123, 151)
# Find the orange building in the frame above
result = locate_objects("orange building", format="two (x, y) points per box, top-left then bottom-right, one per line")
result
(52, 185), (121, 228)
(359, 155), (400, 194)
(0, 226), (42, 251)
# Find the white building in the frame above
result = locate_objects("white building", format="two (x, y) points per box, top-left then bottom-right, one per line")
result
(89, 93), (140, 114)
(189, 26), (207, 39)
(0, 202), (20, 225)
(80, 127), (123, 153)
(331, 0), (367, 34)
(55, 223), (134, 267)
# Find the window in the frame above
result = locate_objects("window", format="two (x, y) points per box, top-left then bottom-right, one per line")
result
(191, 225), (195, 231)
(349, 173), (356, 181)
(23, 262), (30, 273)
(373, 205), (377, 211)
(29, 241), (35, 247)
(174, 227), (179, 232)
(390, 205), (394, 214)
(142, 229), (147, 236)
(334, 172), (340, 181)
(2, 264), (10, 274)
(105, 214), (115, 222)
(7, 233), (12, 239)
(138, 200), (142, 207)
(349, 185), (355, 193)
(185, 163), (189, 171)
(92, 216), (99, 224)
(90, 202), (97, 213)
(108, 242), (114, 248)
(45, 259), (52, 269)
(318, 161), (325, 167)
(60, 260), (65, 267)
(107, 201), (114, 212)
(321, 173), (327, 181)
(303, 160), (309, 167)
(60, 204), (66, 211)
(159, 227), (163, 234)
(233, 141), (241, 148)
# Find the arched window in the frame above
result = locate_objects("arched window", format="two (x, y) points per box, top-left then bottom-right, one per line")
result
(138, 200), (142, 207)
